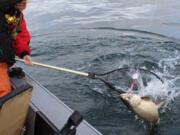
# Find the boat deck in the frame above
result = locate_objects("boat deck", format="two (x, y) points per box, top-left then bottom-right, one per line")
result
(25, 74), (103, 135)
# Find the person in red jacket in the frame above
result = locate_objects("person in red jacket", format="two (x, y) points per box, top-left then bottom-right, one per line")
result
(0, 0), (32, 97)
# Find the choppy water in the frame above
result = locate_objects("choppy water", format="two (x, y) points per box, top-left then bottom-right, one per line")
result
(20, 0), (180, 135)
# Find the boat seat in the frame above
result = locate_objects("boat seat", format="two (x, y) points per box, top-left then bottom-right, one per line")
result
(0, 67), (33, 135)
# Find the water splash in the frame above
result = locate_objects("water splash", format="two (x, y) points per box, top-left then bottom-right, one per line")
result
(137, 70), (180, 107)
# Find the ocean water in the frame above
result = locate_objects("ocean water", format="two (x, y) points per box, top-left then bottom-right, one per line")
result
(20, 0), (180, 134)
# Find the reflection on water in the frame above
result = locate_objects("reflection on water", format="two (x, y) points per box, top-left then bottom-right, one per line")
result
(26, 0), (180, 39)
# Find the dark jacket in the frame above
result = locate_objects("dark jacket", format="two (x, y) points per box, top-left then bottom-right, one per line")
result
(0, 11), (15, 64)
(0, 0), (25, 65)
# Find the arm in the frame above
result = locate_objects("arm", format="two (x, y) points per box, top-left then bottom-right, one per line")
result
(13, 14), (32, 65)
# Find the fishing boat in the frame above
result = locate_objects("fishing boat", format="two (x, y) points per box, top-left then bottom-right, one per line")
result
(0, 67), (103, 135)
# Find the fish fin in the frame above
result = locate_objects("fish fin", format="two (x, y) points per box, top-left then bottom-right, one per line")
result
(155, 101), (164, 108)
(141, 96), (151, 101)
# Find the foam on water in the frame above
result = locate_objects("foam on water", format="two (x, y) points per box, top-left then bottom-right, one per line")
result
(137, 68), (180, 110)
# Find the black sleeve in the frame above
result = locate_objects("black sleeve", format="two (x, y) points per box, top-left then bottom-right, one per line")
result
(0, 0), (22, 10)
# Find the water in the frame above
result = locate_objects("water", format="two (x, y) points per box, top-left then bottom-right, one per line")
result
(21, 0), (180, 134)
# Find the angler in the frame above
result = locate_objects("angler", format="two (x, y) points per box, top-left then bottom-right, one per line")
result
(0, 0), (32, 97)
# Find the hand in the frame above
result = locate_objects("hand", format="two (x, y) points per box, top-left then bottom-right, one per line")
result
(23, 55), (33, 65)
(15, 0), (27, 11)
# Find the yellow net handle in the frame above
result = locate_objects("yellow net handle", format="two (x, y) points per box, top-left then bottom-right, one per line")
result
(15, 58), (89, 77)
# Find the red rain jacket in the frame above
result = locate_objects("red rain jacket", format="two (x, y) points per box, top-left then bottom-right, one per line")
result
(13, 14), (31, 58)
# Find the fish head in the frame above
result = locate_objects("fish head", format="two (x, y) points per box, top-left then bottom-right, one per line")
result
(120, 93), (142, 108)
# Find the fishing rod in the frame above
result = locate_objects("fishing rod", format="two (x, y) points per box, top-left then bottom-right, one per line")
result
(16, 58), (163, 94)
